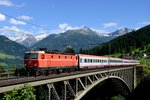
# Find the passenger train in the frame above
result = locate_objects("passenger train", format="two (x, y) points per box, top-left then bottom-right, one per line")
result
(24, 50), (140, 75)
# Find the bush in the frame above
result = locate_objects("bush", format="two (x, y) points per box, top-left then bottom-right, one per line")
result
(2, 84), (36, 100)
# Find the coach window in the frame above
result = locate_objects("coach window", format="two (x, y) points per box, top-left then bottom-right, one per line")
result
(65, 56), (67, 59)
(59, 56), (60, 59)
(80, 58), (82, 63)
(91, 59), (92, 63)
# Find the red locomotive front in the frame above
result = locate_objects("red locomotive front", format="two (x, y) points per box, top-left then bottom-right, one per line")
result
(24, 51), (46, 69)
(24, 51), (79, 74)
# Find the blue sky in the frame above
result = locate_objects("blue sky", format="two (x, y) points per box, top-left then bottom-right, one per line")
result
(0, 0), (150, 35)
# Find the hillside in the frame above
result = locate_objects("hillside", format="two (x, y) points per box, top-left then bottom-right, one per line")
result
(31, 27), (114, 52)
(0, 35), (28, 68)
(0, 35), (28, 57)
(88, 25), (150, 56)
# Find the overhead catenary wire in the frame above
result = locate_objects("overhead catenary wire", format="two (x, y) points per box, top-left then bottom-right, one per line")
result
(0, 26), (31, 35)
(0, 12), (50, 30)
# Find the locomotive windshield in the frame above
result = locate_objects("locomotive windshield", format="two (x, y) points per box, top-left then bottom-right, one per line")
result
(24, 53), (30, 59)
(31, 53), (38, 59)
(24, 53), (38, 59)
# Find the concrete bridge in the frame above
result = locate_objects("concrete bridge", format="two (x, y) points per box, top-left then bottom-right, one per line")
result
(0, 66), (140, 100)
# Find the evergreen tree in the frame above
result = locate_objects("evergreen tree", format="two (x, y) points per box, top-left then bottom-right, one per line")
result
(64, 47), (75, 53)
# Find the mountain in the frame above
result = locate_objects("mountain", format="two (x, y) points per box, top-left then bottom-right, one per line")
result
(20, 35), (37, 47)
(30, 26), (114, 52)
(0, 35), (28, 56)
(108, 28), (133, 36)
(7, 33), (48, 47)
(35, 33), (48, 41)
(8, 33), (36, 47)
(0, 35), (28, 68)
(88, 24), (150, 56)
(4, 27), (131, 48)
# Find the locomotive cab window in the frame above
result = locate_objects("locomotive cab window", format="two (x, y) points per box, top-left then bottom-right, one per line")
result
(24, 53), (30, 59)
(31, 53), (38, 59)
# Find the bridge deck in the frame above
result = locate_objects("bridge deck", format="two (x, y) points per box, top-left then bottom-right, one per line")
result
(0, 67), (133, 94)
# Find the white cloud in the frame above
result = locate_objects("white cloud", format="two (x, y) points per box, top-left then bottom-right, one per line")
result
(102, 22), (118, 28)
(59, 23), (68, 30)
(0, 26), (32, 36)
(140, 21), (150, 26)
(0, 0), (13, 6)
(1, 26), (20, 32)
(59, 23), (79, 31)
(0, 13), (6, 21)
(9, 18), (26, 25)
(0, 0), (25, 7)
(18, 15), (33, 20)
(51, 23), (79, 33)
(49, 23), (80, 34)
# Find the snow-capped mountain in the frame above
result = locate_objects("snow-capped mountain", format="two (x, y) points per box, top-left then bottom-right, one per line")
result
(2, 26), (133, 48)
(35, 33), (48, 41)
(108, 28), (133, 36)
(20, 35), (37, 47)
(6, 33), (48, 47)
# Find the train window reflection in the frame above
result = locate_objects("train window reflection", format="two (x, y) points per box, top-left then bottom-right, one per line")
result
(31, 53), (38, 59)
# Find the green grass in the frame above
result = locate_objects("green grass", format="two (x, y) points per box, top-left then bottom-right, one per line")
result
(111, 95), (125, 100)
(0, 53), (23, 69)
(0, 53), (18, 59)
(140, 58), (150, 75)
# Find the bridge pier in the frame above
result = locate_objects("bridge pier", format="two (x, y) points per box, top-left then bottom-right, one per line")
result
(133, 66), (137, 89)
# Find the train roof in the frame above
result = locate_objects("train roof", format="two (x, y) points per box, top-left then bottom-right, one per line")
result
(78, 54), (139, 61)
(25, 51), (45, 54)
(25, 51), (77, 56)
(78, 54), (109, 58)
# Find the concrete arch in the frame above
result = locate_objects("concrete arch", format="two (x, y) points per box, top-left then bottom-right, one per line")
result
(75, 76), (131, 100)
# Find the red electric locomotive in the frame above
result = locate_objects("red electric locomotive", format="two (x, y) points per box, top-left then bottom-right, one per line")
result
(24, 51), (78, 75)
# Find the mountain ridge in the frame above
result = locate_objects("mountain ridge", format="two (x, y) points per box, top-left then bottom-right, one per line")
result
(88, 24), (150, 56)
(30, 27), (111, 52)
(3, 26), (132, 48)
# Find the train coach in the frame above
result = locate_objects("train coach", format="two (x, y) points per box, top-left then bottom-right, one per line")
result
(78, 54), (140, 68)
(23, 50), (140, 75)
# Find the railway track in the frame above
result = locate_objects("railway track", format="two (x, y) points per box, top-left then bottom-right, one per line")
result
(0, 67), (115, 87)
